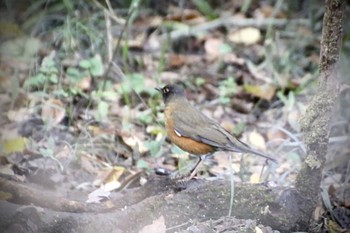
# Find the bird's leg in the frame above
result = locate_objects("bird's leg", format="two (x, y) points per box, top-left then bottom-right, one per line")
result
(169, 154), (208, 180)
(188, 154), (208, 180)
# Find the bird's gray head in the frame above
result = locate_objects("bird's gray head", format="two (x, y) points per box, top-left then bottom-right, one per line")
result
(156, 84), (186, 104)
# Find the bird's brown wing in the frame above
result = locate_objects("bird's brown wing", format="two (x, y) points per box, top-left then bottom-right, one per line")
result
(171, 104), (232, 150)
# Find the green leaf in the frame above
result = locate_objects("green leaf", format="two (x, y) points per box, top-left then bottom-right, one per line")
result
(89, 55), (104, 76)
(102, 91), (118, 101)
(170, 145), (186, 154)
(218, 77), (237, 104)
(195, 77), (206, 86)
(219, 96), (230, 105)
(96, 101), (109, 120)
(192, 0), (218, 19)
(66, 67), (82, 80)
(137, 109), (153, 124)
(119, 73), (145, 94)
(41, 56), (56, 70)
(219, 43), (232, 54)
(136, 159), (149, 169)
(79, 59), (91, 69)
(144, 140), (162, 157)
(24, 73), (46, 88)
(49, 73), (58, 83)
(232, 122), (246, 136)
(161, 21), (189, 31)
(39, 147), (54, 157)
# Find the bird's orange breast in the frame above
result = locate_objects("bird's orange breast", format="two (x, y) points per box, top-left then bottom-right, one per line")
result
(164, 104), (215, 155)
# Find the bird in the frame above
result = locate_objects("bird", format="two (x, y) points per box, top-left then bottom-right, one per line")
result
(156, 84), (276, 179)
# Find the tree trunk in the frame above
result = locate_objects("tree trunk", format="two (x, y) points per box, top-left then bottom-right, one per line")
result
(295, 0), (345, 230)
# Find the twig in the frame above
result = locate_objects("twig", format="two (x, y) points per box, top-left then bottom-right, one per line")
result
(92, 0), (125, 25)
(104, 9), (113, 63)
(162, 17), (309, 41)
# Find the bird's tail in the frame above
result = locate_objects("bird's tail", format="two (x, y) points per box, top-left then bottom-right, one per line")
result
(228, 137), (276, 162)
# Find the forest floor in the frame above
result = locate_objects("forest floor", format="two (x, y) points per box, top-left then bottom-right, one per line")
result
(0, 1), (349, 232)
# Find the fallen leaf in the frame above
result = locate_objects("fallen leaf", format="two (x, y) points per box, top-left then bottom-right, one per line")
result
(94, 166), (125, 186)
(80, 153), (99, 174)
(204, 38), (224, 57)
(250, 173), (261, 184)
(287, 108), (301, 131)
(255, 226), (264, 233)
(86, 186), (111, 204)
(248, 131), (266, 151)
(244, 84), (276, 101)
(266, 128), (287, 145)
(167, 54), (185, 68)
(76, 76), (91, 90)
(229, 27), (261, 45)
(223, 53), (245, 65)
(0, 164), (14, 176)
(103, 180), (121, 192)
(0, 75), (11, 91)
(41, 99), (65, 126)
(258, 5), (287, 18)
(122, 132), (148, 154)
(166, 8), (203, 22)
(7, 107), (33, 122)
(1, 137), (28, 154)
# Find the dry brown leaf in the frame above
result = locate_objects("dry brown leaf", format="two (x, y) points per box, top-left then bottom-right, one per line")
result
(167, 54), (185, 68)
(41, 99), (65, 126)
(7, 107), (33, 122)
(94, 166), (125, 186)
(223, 54), (245, 65)
(122, 134), (148, 154)
(0, 75), (11, 91)
(76, 76), (91, 90)
(87, 125), (115, 136)
(159, 71), (181, 82)
(266, 128), (287, 144)
(80, 153), (99, 174)
(313, 205), (325, 222)
(0, 164), (15, 176)
(229, 27), (261, 45)
(258, 5), (287, 18)
(166, 9), (203, 22)
(287, 109), (301, 131)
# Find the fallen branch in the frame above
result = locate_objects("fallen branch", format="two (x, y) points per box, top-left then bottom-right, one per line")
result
(162, 17), (309, 41)
(0, 176), (312, 232)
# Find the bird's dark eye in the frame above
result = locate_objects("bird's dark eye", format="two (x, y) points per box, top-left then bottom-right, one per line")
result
(163, 87), (169, 93)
